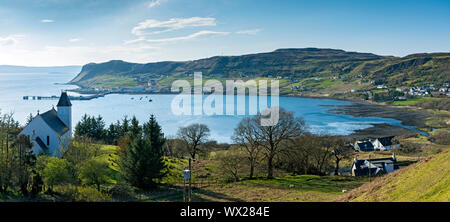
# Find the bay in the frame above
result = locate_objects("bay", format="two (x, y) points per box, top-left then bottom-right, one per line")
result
(0, 71), (417, 143)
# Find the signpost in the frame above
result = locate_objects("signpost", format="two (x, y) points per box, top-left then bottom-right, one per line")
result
(182, 157), (195, 202)
(183, 169), (190, 202)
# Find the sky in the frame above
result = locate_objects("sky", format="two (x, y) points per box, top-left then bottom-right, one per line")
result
(1, 0), (450, 66)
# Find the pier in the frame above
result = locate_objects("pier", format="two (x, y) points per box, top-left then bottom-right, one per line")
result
(22, 93), (109, 101)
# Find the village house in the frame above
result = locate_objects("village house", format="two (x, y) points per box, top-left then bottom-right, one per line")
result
(395, 96), (407, 101)
(395, 86), (409, 92)
(354, 141), (375, 152)
(353, 136), (400, 152)
(372, 136), (400, 151)
(352, 155), (399, 176)
(20, 91), (72, 156)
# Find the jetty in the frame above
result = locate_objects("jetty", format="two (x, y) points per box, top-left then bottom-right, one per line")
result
(23, 93), (109, 101)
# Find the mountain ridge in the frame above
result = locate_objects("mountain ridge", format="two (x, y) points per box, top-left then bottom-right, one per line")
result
(69, 48), (450, 90)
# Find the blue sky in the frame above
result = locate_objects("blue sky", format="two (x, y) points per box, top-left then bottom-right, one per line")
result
(1, 0), (450, 66)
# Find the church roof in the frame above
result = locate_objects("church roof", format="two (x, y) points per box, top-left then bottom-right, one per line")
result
(39, 109), (69, 135)
(35, 136), (49, 152)
(57, 92), (72, 107)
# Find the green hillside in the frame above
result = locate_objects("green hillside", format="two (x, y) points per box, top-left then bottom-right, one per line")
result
(69, 48), (450, 90)
(339, 150), (450, 202)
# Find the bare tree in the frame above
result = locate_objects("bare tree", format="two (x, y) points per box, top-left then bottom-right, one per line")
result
(233, 117), (261, 179)
(310, 135), (335, 175)
(331, 137), (353, 176)
(253, 108), (306, 179)
(282, 133), (319, 175)
(163, 137), (187, 157)
(177, 124), (210, 159)
(216, 147), (246, 182)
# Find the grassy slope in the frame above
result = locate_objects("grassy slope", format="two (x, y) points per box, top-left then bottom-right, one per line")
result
(96, 147), (369, 202)
(338, 150), (450, 202)
(188, 175), (367, 202)
(392, 97), (433, 105)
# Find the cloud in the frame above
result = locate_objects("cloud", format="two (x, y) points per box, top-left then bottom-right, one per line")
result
(125, 30), (229, 44)
(0, 44), (160, 66)
(40, 19), (55, 23)
(148, 0), (162, 8)
(0, 35), (24, 46)
(236, 29), (262, 35)
(132, 17), (216, 36)
(69, 38), (82, 42)
(0, 36), (18, 46)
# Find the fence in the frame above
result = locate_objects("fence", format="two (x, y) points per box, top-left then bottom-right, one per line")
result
(172, 178), (222, 189)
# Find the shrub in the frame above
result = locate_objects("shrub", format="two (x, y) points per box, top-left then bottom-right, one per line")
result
(78, 158), (113, 191)
(42, 158), (72, 189)
(432, 131), (450, 146)
(108, 182), (136, 201)
(75, 186), (112, 202)
(398, 142), (422, 154)
(53, 185), (78, 201)
(52, 185), (112, 202)
(418, 98), (450, 111)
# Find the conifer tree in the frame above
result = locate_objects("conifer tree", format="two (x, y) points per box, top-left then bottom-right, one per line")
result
(118, 115), (166, 190)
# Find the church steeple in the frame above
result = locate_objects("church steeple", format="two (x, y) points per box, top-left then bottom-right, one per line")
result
(57, 91), (72, 107)
(56, 91), (72, 134)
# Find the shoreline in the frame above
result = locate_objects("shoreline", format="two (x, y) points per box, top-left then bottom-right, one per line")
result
(325, 100), (431, 138)
(326, 100), (429, 128)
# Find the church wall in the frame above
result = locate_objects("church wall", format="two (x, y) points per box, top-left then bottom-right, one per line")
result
(20, 116), (62, 156)
(57, 106), (72, 132)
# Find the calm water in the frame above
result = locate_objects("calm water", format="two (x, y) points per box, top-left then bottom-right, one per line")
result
(0, 71), (417, 143)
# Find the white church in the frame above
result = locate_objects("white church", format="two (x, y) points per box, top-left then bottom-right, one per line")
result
(20, 91), (72, 155)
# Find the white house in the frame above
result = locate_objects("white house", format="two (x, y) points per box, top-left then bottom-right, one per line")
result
(20, 92), (72, 156)
(372, 136), (400, 151)
(352, 155), (399, 177)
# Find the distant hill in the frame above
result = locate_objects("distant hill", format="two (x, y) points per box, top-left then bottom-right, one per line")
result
(69, 48), (450, 89)
(338, 150), (450, 202)
(0, 65), (81, 74)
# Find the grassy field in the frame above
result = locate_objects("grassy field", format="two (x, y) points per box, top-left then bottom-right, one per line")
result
(392, 97), (433, 105)
(181, 175), (368, 202)
(338, 150), (450, 202)
(80, 75), (139, 89)
(134, 155), (370, 202)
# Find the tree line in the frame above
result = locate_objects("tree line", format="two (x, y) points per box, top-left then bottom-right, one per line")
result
(218, 108), (354, 181)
